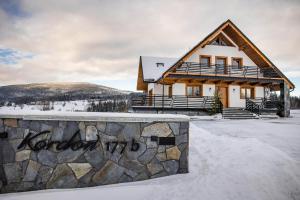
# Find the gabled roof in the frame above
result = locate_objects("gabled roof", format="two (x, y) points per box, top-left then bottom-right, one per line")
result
(159, 19), (295, 89)
(141, 56), (178, 81)
(136, 56), (178, 90)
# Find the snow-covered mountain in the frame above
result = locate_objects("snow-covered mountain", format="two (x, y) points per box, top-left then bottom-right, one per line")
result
(0, 82), (130, 103)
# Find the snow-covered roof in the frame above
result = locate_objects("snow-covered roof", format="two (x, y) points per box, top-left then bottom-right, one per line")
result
(141, 56), (179, 82)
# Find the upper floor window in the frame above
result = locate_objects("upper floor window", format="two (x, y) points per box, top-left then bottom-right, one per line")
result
(232, 58), (243, 68)
(156, 63), (164, 67)
(200, 55), (211, 67)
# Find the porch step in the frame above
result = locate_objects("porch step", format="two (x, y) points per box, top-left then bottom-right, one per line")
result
(259, 109), (279, 119)
(222, 108), (259, 119)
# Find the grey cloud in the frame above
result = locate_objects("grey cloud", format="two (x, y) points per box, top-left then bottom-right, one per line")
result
(0, 0), (299, 89)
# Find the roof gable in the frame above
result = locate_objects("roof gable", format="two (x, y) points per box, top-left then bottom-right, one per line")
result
(160, 19), (294, 89)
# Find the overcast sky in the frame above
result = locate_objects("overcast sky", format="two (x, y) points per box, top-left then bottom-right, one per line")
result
(0, 0), (299, 95)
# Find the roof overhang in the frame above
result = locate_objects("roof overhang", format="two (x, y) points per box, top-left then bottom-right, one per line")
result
(159, 20), (295, 89)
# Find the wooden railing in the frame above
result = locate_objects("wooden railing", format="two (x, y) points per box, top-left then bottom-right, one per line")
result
(131, 95), (222, 112)
(174, 63), (279, 78)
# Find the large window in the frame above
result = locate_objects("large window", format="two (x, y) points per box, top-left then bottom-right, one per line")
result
(240, 87), (254, 99)
(200, 56), (211, 67)
(186, 85), (202, 96)
(232, 57), (243, 69)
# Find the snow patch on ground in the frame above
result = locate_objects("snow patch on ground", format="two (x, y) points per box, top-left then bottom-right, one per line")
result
(1, 111), (300, 200)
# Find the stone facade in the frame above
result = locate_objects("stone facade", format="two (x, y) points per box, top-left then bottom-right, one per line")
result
(279, 82), (291, 117)
(0, 118), (189, 193)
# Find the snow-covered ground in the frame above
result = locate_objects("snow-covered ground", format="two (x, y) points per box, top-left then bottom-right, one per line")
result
(0, 100), (91, 112)
(1, 111), (300, 200)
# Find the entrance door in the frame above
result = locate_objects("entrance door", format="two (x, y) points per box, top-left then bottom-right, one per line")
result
(217, 87), (228, 108)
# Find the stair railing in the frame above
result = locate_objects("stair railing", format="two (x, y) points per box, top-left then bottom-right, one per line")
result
(245, 98), (260, 115)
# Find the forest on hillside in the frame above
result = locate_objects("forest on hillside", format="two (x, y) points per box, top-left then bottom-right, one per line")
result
(290, 96), (300, 109)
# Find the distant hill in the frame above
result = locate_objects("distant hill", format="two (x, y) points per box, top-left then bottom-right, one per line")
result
(0, 82), (131, 104)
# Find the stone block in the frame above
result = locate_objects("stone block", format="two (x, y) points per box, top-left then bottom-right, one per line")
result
(4, 119), (18, 128)
(23, 160), (41, 181)
(4, 163), (22, 184)
(15, 150), (31, 162)
(68, 163), (92, 179)
(142, 123), (172, 137)
(163, 160), (179, 175)
(47, 164), (77, 189)
(166, 146), (181, 160)
(105, 122), (124, 136)
(92, 161), (125, 185)
(138, 148), (157, 165)
(86, 125), (98, 141)
(37, 150), (57, 167)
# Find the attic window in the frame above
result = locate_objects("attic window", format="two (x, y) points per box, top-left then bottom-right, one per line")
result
(156, 63), (164, 67)
(211, 38), (227, 46)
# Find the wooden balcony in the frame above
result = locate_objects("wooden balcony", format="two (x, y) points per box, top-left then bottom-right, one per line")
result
(131, 95), (222, 112)
(173, 62), (280, 78)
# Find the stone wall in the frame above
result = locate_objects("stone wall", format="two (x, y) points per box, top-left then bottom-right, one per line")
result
(0, 117), (189, 193)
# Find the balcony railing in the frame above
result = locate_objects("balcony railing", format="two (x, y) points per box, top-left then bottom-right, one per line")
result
(174, 63), (278, 78)
(245, 97), (279, 115)
(131, 95), (222, 112)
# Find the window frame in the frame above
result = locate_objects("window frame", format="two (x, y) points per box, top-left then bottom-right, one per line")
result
(231, 57), (243, 69)
(240, 87), (254, 99)
(186, 84), (203, 97)
(199, 55), (211, 67)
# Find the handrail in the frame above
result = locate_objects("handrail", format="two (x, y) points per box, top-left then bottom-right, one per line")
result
(174, 62), (279, 78)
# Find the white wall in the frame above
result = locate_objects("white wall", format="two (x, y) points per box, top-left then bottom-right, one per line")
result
(186, 43), (257, 66)
(173, 83), (185, 95)
(203, 84), (215, 96)
(228, 85), (245, 107)
(255, 86), (264, 98)
(148, 83), (170, 95)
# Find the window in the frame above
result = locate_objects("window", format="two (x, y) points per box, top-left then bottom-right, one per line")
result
(200, 56), (211, 67)
(186, 85), (202, 96)
(216, 57), (227, 66)
(211, 37), (227, 46)
(232, 58), (243, 69)
(216, 57), (228, 74)
(240, 87), (254, 99)
(156, 63), (164, 67)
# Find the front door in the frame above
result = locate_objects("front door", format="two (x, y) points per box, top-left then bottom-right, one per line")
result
(217, 87), (228, 108)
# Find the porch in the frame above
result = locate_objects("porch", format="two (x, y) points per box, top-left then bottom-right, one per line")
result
(131, 94), (281, 117)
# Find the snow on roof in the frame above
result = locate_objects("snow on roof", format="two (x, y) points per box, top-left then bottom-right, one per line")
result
(141, 56), (179, 82)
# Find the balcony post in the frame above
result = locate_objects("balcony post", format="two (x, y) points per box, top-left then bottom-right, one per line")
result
(162, 82), (165, 113)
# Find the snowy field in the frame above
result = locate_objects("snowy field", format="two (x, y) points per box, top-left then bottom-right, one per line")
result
(1, 111), (300, 200)
(0, 100), (91, 112)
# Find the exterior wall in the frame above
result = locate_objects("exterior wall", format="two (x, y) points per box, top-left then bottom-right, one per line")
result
(173, 83), (185, 95)
(255, 86), (264, 98)
(203, 84), (215, 96)
(185, 44), (257, 66)
(148, 83), (170, 96)
(0, 117), (189, 194)
(228, 85), (266, 107)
